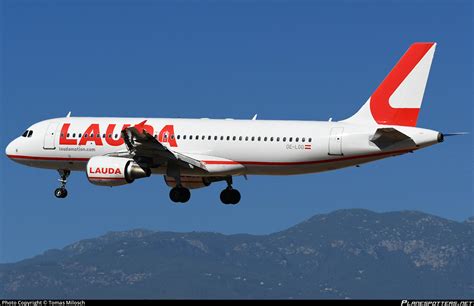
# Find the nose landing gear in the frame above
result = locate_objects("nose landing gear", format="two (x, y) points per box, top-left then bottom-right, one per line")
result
(54, 169), (70, 199)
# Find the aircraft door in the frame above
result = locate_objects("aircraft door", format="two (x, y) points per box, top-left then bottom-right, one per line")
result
(328, 127), (344, 156)
(43, 122), (59, 150)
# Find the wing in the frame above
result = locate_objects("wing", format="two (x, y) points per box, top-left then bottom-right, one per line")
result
(370, 128), (416, 150)
(112, 120), (208, 172)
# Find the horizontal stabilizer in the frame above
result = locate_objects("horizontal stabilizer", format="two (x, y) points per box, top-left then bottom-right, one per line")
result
(370, 128), (416, 150)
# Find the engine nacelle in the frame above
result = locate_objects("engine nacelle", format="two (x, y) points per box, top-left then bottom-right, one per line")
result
(164, 175), (211, 189)
(87, 156), (151, 187)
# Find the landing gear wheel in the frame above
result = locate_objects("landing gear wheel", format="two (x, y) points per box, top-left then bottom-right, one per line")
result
(229, 189), (241, 205)
(180, 188), (191, 203)
(54, 169), (70, 199)
(220, 189), (231, 205)
(220, 188), (241, 205)
(169, 187), (191, 203)
(54, 188), (68, 198)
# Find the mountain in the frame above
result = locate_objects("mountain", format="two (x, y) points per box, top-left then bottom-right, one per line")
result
(1, 209), (472, 299)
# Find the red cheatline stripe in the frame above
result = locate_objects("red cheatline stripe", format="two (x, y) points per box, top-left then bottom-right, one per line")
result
(88, 177), (125, 180)
(8, 148), (414, 167)
(202, 148), (414, 166)
(7, 155), (89, 161)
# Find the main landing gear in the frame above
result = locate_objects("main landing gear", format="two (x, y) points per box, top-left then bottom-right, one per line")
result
(54, 169), (70, 199)
(220, 177), (241, 205)
(169, 186), (191, 203)
(168, 176), (241, 205)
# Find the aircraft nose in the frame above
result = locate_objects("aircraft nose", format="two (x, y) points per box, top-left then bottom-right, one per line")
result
(5, 139), (17, 158)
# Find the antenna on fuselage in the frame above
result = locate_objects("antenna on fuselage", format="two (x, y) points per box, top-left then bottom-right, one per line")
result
(66, 111), (72, 118)
(252, 114), (258, 120)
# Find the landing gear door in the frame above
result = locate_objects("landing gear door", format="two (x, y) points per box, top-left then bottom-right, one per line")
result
(328, 127), (344, 156)
(43, 122), (59, 150)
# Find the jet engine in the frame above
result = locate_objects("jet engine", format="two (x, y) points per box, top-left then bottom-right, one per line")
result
(164, 175), (211, 189)
(87, 156), (151, 186)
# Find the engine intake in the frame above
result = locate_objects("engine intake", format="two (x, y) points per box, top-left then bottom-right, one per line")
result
(87, 156), (151, 186)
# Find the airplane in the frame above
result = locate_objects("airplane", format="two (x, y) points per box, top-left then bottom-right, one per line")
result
(4, 42), (460, 204)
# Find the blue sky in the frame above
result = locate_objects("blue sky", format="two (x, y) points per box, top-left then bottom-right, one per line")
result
(1, 0), (472, 263)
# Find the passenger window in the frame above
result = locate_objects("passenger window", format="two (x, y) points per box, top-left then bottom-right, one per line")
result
(302, 137), (305, 142)
(309, 138), (312, 142)
(258, 137), (261, 141)
(114, 134), (118, 139)
(214, 136), (217, 140)
(220, 136), (224, 141)
(251, 136), (255, 141)
(264, 137), (267, 141)
(73, 133), (76, 138)
(283, 137), (286, 142)
(245, 136), (248, 141)
(226, 136), (230, 141)
(190, 135), (193, 140)
(289, 137), (292, 142)
(276, 137), (280, 142)
(84, 134), (88, 138)
(201, 135), (205, 140)
(79, 133), (82, 138)
(239, 136), (242, 141)
(196, 135), (199, 140)
(102, 134), (106, 138)
(183, 135), (186, 140)
(233, 136), (236, 141)
(270, 137), (273, 142)
(296, 137), (299, 142)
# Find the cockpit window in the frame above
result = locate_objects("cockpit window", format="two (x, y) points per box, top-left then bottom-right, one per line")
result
(21, 130), (34, 137)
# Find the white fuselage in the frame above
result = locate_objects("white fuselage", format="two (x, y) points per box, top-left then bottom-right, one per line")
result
(5, 117), (441, 177)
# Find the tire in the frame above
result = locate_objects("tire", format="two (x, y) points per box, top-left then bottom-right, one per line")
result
(229, 189), (241, 205)
(220, 189), (231, 205)
(169, 187), (181, 203)
(179, 188), (191, 203)
(54, 188), (67, 198)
